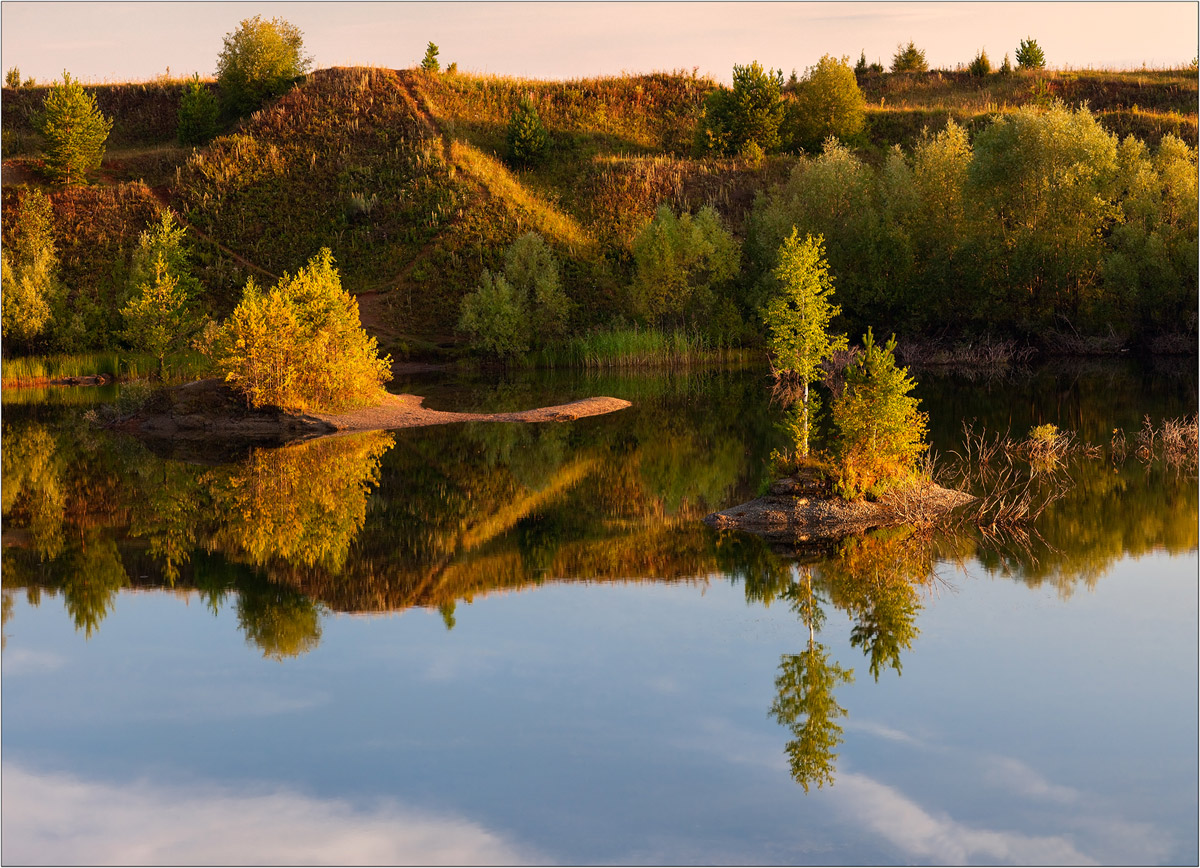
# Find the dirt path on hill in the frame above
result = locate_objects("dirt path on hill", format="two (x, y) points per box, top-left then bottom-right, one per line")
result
(313, 392), (631, 431)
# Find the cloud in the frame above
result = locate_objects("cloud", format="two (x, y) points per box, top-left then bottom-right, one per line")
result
(1, 765), (546, 866)
(980, 755), (1080, 805)
(1, 648), (67, 674)
(835, 772), (1095, 865)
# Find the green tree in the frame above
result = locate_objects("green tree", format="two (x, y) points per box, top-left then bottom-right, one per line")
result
(458, 270), (528, 359)
(891, 42), (928, 73)
(1000, 53), (1014, 74)
(458, 232), (568, 358)
(236, 578), (323, 660)
(697, 61), (785, 155)
(127, 211), (203, 303)
(421, 42), (440, 73)
(36, 71), (113, 186)
(177, 74), (219, 145)
(215, 15), (312, 117)
(968, 49), (992, 77)
(831, 329), (929, 499)
(1016, 37), (1046, 69)
(770, 570), (854, 792)
(630, 205), (740, 325)
(503, 232), (570, 343)
(213, 248), (391, 411)
(506, 95), (549, 166)
(1, 190), (61, 346)
(966, 102), (1118, 327)
(788, 54), (866, 152)
(121, 256), (203, 378)
(762, 230), (848, 458)
(5, 67), (20, 88)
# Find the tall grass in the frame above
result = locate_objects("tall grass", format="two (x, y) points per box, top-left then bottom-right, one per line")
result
(1, 351), (211, 386)
(532, 326), (752, 369)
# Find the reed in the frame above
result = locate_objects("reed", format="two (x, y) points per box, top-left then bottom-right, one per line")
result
(1, 351), (211, 386)
(532, 326), (750, 369)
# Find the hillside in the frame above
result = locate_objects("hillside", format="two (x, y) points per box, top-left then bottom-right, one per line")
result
(2, 64), (1197, 353)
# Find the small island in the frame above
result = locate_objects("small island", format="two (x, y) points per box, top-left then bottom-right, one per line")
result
(704, 470), (974, 543)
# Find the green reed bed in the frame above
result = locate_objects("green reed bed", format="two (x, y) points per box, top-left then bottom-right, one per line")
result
(533, 327), (754, 370)
(1, 350), (211, 386)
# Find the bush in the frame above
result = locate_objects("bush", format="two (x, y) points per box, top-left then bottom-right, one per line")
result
(458, 271), (528, 359)
(630, 205), (739, 325)
(1016, 37), (1046, 70)
(832, 329), (928, 499)
(506, 95), (549, 166)
(212, 248), (391, 411)
(968, 49), (992, 77)
(5, 67), (20, 88)
(458, 233), (568, 358)
(216, 15), (312, 117)
(697, 61), (785, 155)
(789, 54), (866, 152)
(891, 42), (928, 73)
(1000, 53), (1013, 74)
(37, 72), (113, 186)
(1, 190), (61, 345)
(177, 74), (219, 145)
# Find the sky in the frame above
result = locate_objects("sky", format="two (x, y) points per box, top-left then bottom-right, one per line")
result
(1, 2), (1196, 86)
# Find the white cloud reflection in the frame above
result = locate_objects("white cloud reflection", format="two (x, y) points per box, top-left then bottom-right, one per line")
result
(835, 772), (1095, 865)
(1, 765), (546, 866)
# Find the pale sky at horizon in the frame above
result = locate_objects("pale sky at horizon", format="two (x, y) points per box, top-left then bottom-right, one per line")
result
(1, 2), (1196, 86)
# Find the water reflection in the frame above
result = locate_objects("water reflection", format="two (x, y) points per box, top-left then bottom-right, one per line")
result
(1, 364), (1196, 786)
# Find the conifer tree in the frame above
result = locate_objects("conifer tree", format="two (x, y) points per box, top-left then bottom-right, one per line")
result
(506, 95), (549, 166)
(832, 329), (929, 498)
(1016, 37), (1046, 70)
(421, 42), (440, 73)
(177, 74), (219, 145)
(891, 42), (928, 73)
(37, 72), (113, 186)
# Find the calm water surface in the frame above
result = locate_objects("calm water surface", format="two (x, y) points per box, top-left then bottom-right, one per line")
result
(2, 360), (1196, 865)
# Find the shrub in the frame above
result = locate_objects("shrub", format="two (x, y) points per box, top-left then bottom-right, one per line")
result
(697, 61), (785, 155)
(789, 54), (866, 152)
(216, 15), (312, 117)
(421, 42), (440, 73)
(891, 42), (928, 73)
(5, 67), (20, 88)
(506, 95), (549, 166)
(458, 233), (568, 358)
(630, 205), (739, 325)
(503, 232), (570, 343)
(37, 72), (113, 186)
(1, 190), (61, 345)
(212, 248), (391, 411)
(458, 271), (528, 359)
(832, 329), (928, 499)
(177, 74), (219, 145)
(968, 49), (992, 77)
(1016, 37), (1046, 70)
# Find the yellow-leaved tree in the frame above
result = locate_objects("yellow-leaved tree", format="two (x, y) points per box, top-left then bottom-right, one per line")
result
(213, 248), (391, 412)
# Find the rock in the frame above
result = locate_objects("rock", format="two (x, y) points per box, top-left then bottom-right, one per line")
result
(703, 477), (976, 543)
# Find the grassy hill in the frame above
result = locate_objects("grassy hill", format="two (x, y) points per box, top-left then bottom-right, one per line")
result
(3, 64), (1197, 354)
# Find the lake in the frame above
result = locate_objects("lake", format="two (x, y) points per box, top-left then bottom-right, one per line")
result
(2, 358), (1196, 865)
